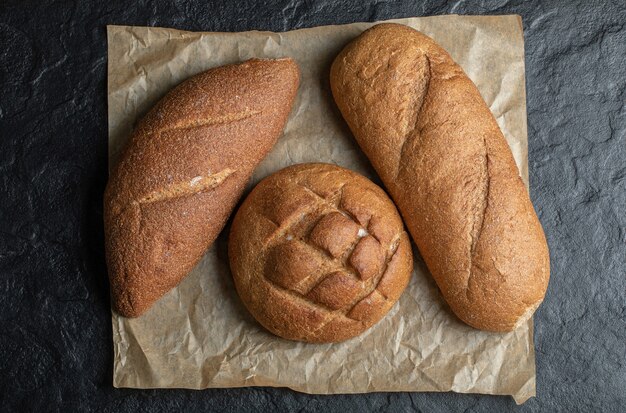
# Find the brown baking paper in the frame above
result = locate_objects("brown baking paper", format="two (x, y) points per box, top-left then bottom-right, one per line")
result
(108, 15), (535, 404)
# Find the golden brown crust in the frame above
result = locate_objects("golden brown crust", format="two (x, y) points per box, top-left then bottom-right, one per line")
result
(330, 23), (550, 332)
(228, 163), (413, 343)
(105, 58), (300, 318)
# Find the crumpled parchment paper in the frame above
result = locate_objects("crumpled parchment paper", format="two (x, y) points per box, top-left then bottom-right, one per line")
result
(108, 15), (535, 404)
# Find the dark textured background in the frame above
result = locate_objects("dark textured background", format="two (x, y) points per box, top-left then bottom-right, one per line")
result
(1, 0), (624, 411)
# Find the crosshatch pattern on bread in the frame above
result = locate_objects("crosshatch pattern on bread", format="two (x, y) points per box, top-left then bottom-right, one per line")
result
(228, 163), (413, 343)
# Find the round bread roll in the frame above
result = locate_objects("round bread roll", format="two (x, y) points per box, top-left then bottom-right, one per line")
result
(228, 163), (413, 343)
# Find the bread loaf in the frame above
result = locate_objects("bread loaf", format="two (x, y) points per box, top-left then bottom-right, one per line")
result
(330, 24), (549, 331)
(229, 163), (413, 342)
(105, 58), (300, 318)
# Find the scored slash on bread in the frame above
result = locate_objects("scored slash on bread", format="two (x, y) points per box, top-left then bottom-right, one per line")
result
(137, 168), (235, 204)
(104, 58), (300, 318)
(330, 23), (550, 332)
(228, 163), (413, 343)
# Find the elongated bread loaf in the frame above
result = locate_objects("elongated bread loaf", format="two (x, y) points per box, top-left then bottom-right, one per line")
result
(105, 58), (300, 318)
(330, 24), (549, 331)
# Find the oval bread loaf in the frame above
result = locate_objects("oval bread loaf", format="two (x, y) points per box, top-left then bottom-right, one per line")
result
(229, 163), (413, 342)
(330, 24), (549, 331)
(105, 58), (300, 318)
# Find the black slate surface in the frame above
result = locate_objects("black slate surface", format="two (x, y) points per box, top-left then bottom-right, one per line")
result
(1, 0), (624, 411)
